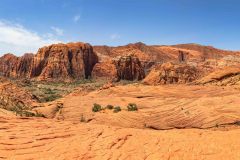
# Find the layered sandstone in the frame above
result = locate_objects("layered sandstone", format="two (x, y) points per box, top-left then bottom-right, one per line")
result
(0, 53), (34, 78)
(0, 42), (98, 81)
(0, 116), (240, 160)
(35, 84), (239, 130)
(92, 60), (118, 80)
(143, 62), (199, 85)
(116, 55), (145, 81)
(92, 55), (145, 81)
(29, 42), (98, 81)
(195, 65), (240, 86)
(94, 43), (240, 64)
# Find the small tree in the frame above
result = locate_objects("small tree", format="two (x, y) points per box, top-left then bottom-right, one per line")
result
(106, 105), (114, 110)
(127, 103), (138, 111)
(113, 106), (121, 113)
(92, 103), (102, 112)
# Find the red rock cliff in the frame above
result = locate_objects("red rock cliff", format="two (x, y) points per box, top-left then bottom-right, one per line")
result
(0, 42), (98, 81)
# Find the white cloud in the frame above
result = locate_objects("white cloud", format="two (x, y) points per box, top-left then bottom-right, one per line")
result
(51, 26), (64, 36)
(0, 20), (62, 56)
(110, 34), (121, 40)
(73, 15), (81, 22)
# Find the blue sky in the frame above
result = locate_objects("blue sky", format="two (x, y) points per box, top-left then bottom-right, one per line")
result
(0, 0), (240, 55)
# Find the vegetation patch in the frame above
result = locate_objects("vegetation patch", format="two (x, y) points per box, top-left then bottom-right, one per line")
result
(113, 106), (121, 113)
(92, 103), (102, 112)
(127, 103), (138, 111)
(106, 104), (114, 110)
(16, 79), (107, 103)
(91, 103), (138, 113)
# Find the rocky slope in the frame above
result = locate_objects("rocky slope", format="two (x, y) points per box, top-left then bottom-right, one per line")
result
(195, 65), (240, 86)
(94, 42), (240, 64)
(143, 62), (199, 85)
(92, 55), (145, 81)
(171, 43), (240, 59)
(0, 80), (39, 114)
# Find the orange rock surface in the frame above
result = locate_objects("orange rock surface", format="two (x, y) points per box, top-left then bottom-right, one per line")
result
(143, 62), (200, 85)
(0, 114), (240, 160)
(45, 84), (240, 130)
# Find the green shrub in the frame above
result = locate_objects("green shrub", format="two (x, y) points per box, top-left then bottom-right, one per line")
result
(113, 106), (121, 113)
(127, 103), (138, 111)
(44, 94), (62, 102)
(106, 104), (114, 110)
(92, 103), (102, 112)
(44, 88), (55, 94)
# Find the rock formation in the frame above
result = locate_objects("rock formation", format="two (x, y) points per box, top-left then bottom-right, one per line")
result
(0, 53), (19, 77)
(0, 53), (34, 78)
(29, 42), (98, 81)
(92, 55), (145, 81)
(0, 80), (38, 111)
(0, 42), (98, 81)
(92, 60), (118, 80)
(143, 62), (199, 85)
(116, 55), (145, 81)
(194, 65), (240, 86)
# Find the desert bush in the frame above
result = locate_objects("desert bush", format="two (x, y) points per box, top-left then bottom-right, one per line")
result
(92, 103), (102, 112)
(127, 103), (138, 111)
(80, 114), (86, 122)
(235, 121), (240, 125)
(113, 106), (121, 113)
(21, 111), (36, 117)
(106, 104), (114, 110)
(44, 88), (55, 94)
(44, 94), (62, 102)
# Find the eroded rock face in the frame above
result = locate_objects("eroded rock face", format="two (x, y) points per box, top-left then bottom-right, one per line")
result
(0, 53), (19, 77)
(194, 65), (240, 86)
(0, 53), (34, 78)
(0, 42), (98, 81)
(30, 42), (98, 81)
(116, 55), (145, 81)
(143, 62), (199, 85)
(92, 55), (145, 81)
(16, 53), (34, 77)
(92, 60), (118, 80)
